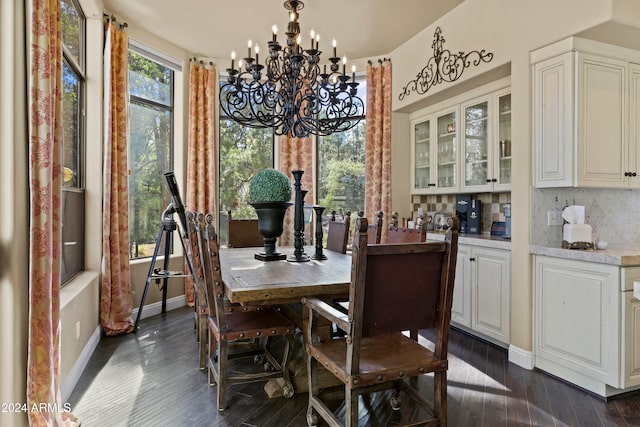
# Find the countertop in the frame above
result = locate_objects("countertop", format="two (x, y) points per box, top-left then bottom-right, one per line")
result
(428, 232), (512, 250)
(529, 242), (640, 266)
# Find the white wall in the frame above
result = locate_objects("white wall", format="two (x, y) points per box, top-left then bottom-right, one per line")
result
(0, 1), (28, 425)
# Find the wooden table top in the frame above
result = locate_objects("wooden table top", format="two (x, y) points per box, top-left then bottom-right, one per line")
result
(219, 246), (352, 306)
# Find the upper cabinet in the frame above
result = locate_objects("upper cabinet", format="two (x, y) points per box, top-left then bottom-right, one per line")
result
(411, 79), (511, 195)
(532, 37), (640, 188)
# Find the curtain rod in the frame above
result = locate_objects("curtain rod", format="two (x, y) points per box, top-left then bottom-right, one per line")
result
(103, 13), (127, 29)
(367, 57), (390, 65)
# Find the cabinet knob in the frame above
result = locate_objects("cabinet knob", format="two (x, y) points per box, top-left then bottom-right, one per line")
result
(492, 178), (497, 182)
(625, 172), (630, 176)
(486, 179), (491, 183)
(634, 172), (638, 177)
(470, 257), (476, 262)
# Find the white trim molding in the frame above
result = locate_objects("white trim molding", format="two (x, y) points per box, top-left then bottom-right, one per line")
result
(509, 345), (534, 370)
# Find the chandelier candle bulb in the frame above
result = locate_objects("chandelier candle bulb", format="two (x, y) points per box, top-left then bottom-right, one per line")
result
(352, 65), (356, 81)
(310, 29), (315, 49)
(231, 51), (235, 70)
(247, 40), (252, 58)
(255, 45), (259, 63)
(342, 56), (347, 76)
(272, 25), (277, 42)
(333, 39), (337, 57)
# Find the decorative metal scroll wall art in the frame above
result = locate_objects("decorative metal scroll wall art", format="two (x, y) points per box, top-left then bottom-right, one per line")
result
(398, 27), (494, 101)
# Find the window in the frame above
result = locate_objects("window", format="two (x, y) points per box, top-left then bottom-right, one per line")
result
(218, 120), (274, 219)
(128, 45), (174, 259)
(317, 77), (367, 218)
(61, 0), (85, 283)
(219, 81), (274, 238)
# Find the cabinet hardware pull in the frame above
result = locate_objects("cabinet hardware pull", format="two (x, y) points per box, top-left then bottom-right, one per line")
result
(625, 172), (630, 176)
(486, 179), (491, 183)
(634, 172), (637, 177)
(492, 178), (497, 182)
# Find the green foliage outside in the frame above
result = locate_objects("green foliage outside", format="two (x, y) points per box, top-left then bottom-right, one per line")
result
(128, 51), (173, 259)
(317, 121), (366, 217)
(219, 119), (273, 220)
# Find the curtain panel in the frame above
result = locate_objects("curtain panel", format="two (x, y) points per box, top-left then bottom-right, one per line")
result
(100, 21), (135, 336)
(27, 0), (79, 424)
(365, 60), (392, 243)
(279, 135), (314, 246)
(185, 60), (217, 305)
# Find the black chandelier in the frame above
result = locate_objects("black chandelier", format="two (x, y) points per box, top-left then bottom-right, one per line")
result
(219, 0), (364, 138)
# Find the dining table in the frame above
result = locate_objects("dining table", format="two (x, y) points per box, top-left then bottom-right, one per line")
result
(218, 245), (352, 397)
(219, 245), (352, 306)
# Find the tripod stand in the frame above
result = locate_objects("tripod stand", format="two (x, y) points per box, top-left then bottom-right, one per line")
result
(134, 203), (194, 331)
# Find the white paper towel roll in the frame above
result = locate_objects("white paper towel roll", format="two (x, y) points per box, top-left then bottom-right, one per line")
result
(562, 205), (585, 224)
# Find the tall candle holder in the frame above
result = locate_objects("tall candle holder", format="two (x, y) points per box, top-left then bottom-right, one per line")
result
(288, 170), (310, 262)
(311, 206), (327, 260)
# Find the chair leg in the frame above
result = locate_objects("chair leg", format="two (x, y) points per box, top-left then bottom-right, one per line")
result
(217, 340), (229, 411)
(281, 334), (295, 398)
(208, 328), (218, 386)
(198, 314), (207, 370)
(345, 386), (359, 427)
(434, 370), (447, 425)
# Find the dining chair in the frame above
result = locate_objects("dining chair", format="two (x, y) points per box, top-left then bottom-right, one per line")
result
(186, 211), (210, 369)
(189, 212), (296, 411)
(326, 210), (351, 253)
(303, 216), (459, 427)
(226, 210), (263, 248)
(386, 224), (427, 244)
(358, 210), (383, 244)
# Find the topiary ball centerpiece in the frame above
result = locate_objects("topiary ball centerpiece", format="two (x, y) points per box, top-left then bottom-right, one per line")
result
(249, 168), (292, 203)
(249, 169), (293, 261)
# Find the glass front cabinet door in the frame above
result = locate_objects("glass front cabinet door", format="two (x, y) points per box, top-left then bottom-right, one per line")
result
(435, 108), (458, 193)
(496, 91), (512, 190)
(412, 119), (433, 192)
(460, 90), (512, 192)
(462, 98), (490, 190)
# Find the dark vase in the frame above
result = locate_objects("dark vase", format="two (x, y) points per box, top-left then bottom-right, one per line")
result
(250, 201), (292, 261)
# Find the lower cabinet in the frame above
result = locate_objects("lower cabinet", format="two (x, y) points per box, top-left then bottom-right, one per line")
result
(451, 244), (511, 345)
(534, 256), (640, 396)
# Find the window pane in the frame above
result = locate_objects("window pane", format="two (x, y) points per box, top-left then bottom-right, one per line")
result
(60, 0), (81, 64)
(62, 60), (80, 188)
(219, 118), (273, 221)
(128, 101), (172, 259)
(317, 121), (366, 216)
(128, 51), (172, 106)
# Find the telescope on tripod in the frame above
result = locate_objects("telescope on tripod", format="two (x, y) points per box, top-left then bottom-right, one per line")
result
(134, 172), (194, 330)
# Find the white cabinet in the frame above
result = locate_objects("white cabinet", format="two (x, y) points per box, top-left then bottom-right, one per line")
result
(577, 53), (627, 187)
(532, 38), (640, 189)
(411, 107), (459, 194)
(410, 78), (510, 195)
(451, 244), (510, 345)
(534, 256), (640, 396)
(460, 90), (512, 192)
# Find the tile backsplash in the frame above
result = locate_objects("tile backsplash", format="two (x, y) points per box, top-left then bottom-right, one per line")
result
(531, 187), (640, 247)
(409, 192), (512, 234)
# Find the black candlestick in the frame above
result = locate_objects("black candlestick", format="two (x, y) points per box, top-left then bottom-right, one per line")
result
(311, 206), (327, 260)
(288, 170), (310, 262)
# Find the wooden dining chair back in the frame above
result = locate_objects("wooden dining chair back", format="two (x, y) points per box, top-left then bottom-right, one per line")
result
(190, 212), (296, 411)
(186, 211), (210, 370)
(303, 216), (459, 427)
(226, 210), (263, 248)
(386, 224), (427, 244)
(358, 210), (383, 244)
(325, 210), (351, 253)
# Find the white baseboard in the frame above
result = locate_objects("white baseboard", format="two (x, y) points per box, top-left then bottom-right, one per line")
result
(61, 325), (101, 402)
(509, 344), (535, 370)
(132, 294), (188, 321)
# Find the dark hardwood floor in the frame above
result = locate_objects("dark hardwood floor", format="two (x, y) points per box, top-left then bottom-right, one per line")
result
(69, 306), (640, 426)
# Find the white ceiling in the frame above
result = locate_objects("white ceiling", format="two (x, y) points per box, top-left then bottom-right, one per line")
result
(103, 0), (464, 62)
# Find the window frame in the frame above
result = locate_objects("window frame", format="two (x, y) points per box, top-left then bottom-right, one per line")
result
(60, 0), (86, 284)
(127, 43), (176, 260)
